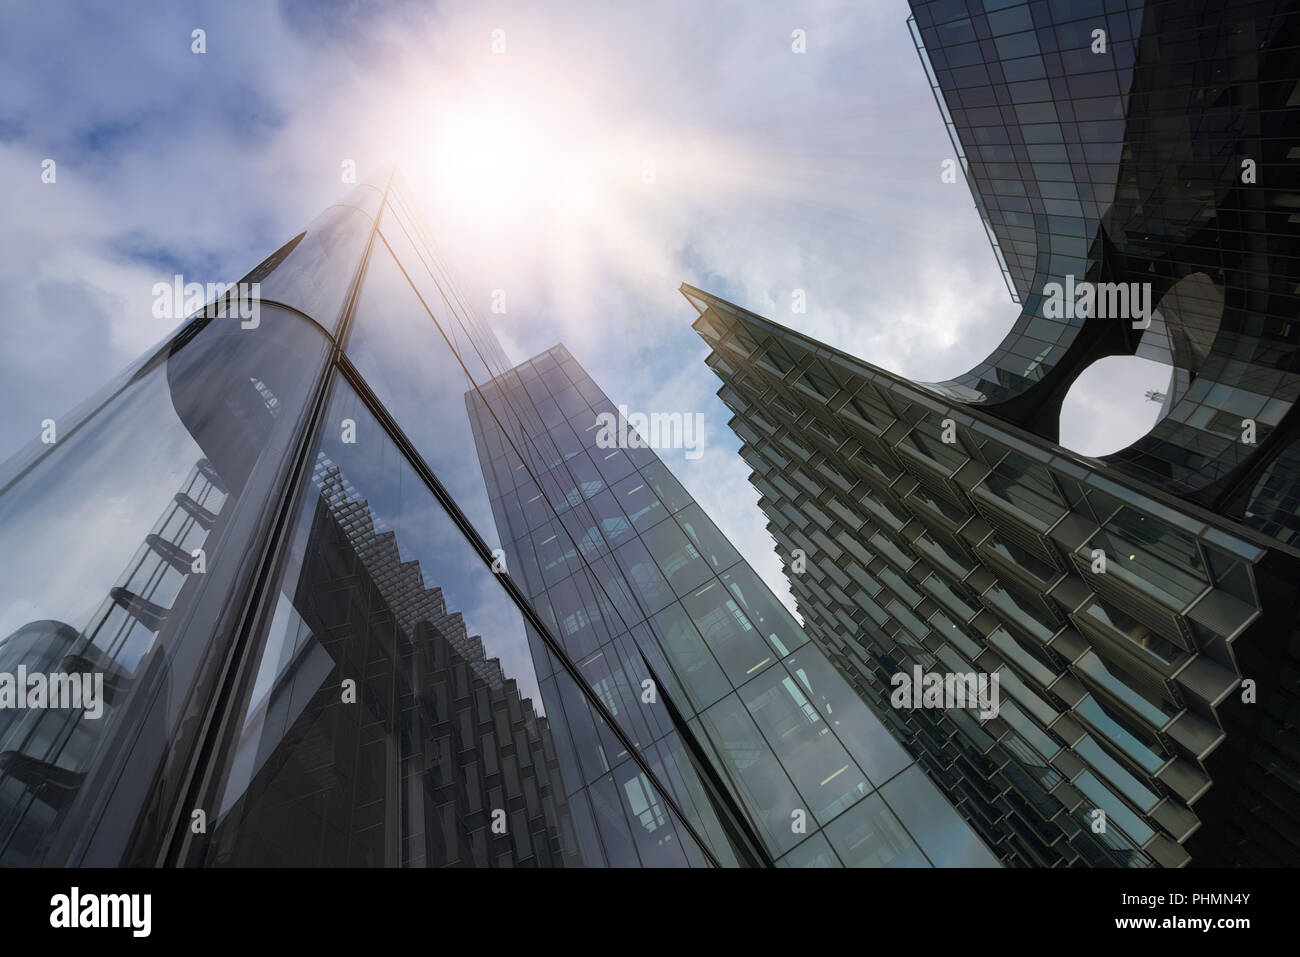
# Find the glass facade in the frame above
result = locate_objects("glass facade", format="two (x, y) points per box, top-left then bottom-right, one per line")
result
(466, 344), (998, 867)
(0, 171), (995, 867)
(686, 279), (1299, 866)
(907, 0), (1300, 546)
(680, 0), (1300, 868)
(0, 298), (331, 866)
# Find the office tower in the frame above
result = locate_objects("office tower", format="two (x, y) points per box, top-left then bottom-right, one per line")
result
(0, 172), (595, 867)
(0, 171), (993, 867)
(465, 344), (999, 867)
(686, 0), (1300, 867)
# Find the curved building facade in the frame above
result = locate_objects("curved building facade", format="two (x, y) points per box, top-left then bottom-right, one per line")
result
(686, 0), (1300, 868)
(909, 0), (1300, 543)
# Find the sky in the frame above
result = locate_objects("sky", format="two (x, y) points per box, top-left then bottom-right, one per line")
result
(0, 0), (1171, 618)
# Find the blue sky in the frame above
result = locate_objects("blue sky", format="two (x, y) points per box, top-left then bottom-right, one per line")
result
(0, 0), (1169, 615)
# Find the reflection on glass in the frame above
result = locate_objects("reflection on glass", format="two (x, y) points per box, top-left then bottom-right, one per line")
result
(720, 564), (808, 657)
(204, 379), (573, 866)
(881, 766), (1000, 867)
(640, 516), (714, 597)
(823, 794), (930, 868)
(346, 244), (502, 547)
(0, 308), (328, 864)
(647, 604), (731, 711)
(257, 200), (376, 332)
(696, 694), (805, 858)
(681, 579), (779, 684)
(783, 649), (912, 785)
(738, 665), (869, 824)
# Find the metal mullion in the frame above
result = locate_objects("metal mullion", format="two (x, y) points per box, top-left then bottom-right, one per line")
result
(160, 170), (395, 867)
(462, 363), (777, 867)
(333, 354), (724, 868)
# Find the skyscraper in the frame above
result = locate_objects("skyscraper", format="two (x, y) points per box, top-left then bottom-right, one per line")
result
(0, 170), (994, 867)
(685, 0), (1300, 867)
(466, 344), (999, 866)
(0, 171), (591, 867)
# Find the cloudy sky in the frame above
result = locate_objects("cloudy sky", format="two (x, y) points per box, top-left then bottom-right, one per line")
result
(0, 0), (1169, 616)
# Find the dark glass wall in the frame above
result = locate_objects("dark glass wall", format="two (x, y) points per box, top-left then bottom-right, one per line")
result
(906, 0), (1300, 543)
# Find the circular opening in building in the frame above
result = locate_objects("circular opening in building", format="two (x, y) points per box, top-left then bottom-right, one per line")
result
(1059, 355), (1173, 457)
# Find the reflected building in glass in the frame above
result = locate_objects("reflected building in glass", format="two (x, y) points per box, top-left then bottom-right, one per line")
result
(0, 171), (995, 867)
(684, 0), (1300, 867)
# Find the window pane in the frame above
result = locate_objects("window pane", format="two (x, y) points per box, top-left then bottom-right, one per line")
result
(783, 648), (912, 785)
(881, 766), (1001, 867)
(738, 665), (870, 824)
(0, 308), (329, 865)
(695, 695), (805, 858)
(202, 378), (580, 866)
(680, 579), (779, 684)
(823, 794), (930, 868)
(640, 515), (714, 597)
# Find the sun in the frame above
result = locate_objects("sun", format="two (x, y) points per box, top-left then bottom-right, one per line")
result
(376, 21), (763, 327)
(430, 105), (552, 222)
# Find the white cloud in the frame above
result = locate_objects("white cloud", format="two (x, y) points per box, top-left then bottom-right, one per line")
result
(0, 0), (1142, 625)
(1059, 355), (1172, 458)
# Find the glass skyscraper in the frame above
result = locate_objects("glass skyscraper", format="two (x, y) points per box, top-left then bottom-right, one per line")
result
(684, 0), (1300, 867)
(0, 171), (994, 868)
(466, 344), (997, 866)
